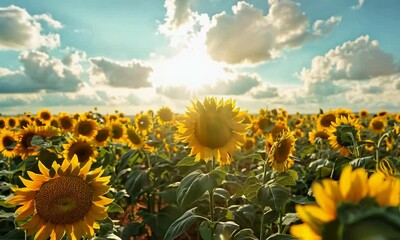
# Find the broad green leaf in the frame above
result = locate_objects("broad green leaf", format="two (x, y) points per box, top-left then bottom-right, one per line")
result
(125, 170), (150, 198)
(215, 221), (239, 239)
(164, 207), (206, 240)
(242, 177), (262, 203)
(176, 156), (197, 166)
(257, 183), (290, 210)
(267, 234), (297, 240)
(106, 202), (124, 213)
(232, 228), (258, 240)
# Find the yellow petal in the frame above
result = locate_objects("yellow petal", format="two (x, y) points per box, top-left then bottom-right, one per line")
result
(339, 165), (352, 199)
(15, 200), (34, 221)
(38, 161), (50, 177)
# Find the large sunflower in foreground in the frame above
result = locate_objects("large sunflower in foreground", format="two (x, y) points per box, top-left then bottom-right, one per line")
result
(328, 116), (362, 156)
(291, 166), (400, 240)
(178, 97), (248, 165)
(268, 131), (296, 172)
(6, 155), (112, 240)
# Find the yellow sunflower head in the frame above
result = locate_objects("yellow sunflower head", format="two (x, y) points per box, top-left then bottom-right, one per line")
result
(308, 129), (330, 144)
(125, 126), (146, 149)
(135, 113), (153, 134)
(291, 165), (400, 240)
(63, 136), (98, 163)
(369, 116), (387, 133)
(328, 116), (362, 156)
(268, 131), (296, 173)
(178, 97), (249, 165)
(14, 125), (40, 160)
(37, 109), (52, 124)
(0, 129), (17, 158)
(294, 117), (303, 128)
(242, 136), (256, 152)
(6, 155), (113, 240)
(7, 117), (19, 129)
(93, 125), (111, 146)
(395, 113), (400, 123)
(377, 110), (388, 118)
(254, 115), (274, 136)
(335, 108), (352, 118)
(74, 116), (98, 138)
(364, 139), (375, 152)
(316, 111), (337, 131)
(157, 106), (175, 125)
(269, 120), (289, 141)
(110, 121), (126, 142)
(359, 109), (369, 119)
(57, 113), (75, 132)
(0, 117), (6, 129)
(19, 116), (32, 129)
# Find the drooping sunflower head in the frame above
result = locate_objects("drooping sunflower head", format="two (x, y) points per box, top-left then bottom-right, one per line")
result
(178, 97), (249, 165)
(291, 165), (400, 240)
(0, 129), (17, 158)
(157, 106), (175, 125)
(269, 120), (289, 141)
(359, 109), (369, 119)
(317, 111), (337, 131)
(63, 136), (98, 163)
(328, 116), (362, 156)
(135, 113), (153, 134)
(94, 125), (111, 146)
(58, 113), (75, 132)
(110, 121), (126, 142)
(37, 109), (52, 124)
(308, 129), (330, 144)
(125, 126), (145, 149)
(369, 116), (387, 133)
(6, 155), (113, 240)
(74, 116), (98, 138)
(267, 131), (296, 173)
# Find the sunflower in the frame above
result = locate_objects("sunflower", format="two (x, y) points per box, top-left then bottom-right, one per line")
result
(14, 125), (40, 160)
(178, 97), (248, 165)
(125, 126), (145, 149)
(93, 125), (111, 146)
(376, 158), (399, 178)
(37, 109), (53, 125)
(0, 117), (6, 129)
(7, 117), (19, 128)
(242, 136), (256, 152)
(63, 136), (98, 163)
(6, 155), (112, 240)
(110, 121), (125, 142)
(19, 116), (32, 128)
(395, 113), (400, 123)
(135, 113), (153, 134)
(308, 129), (330, 144)
(268, 131), (296, 173)
(335, 108), (352, 118)
(269, 120), (289, 141)
(363, 139), (375, 152)
(74, 116), (98, 138)
(290, 165), (400, 240)
(294, 117), (303, 128)
(316, 111), (336, 131)
(359, 110), (369, 119)
(156, 106), (175, 125)
(369, 116), (387, 133)
(0, 129), (17, 158)
(254, 115), (274, 136)
(377, 110), (388, 118)
(328, 116), (362, 156)
(58, 113), (75, 132)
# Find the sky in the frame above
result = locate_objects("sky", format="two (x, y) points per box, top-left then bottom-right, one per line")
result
(0, 0), (399, 115)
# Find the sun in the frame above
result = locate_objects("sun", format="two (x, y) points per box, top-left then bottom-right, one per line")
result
(151, 46), (229, 91)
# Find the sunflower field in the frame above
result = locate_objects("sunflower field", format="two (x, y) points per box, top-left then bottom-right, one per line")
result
(0, 97), (399, 240)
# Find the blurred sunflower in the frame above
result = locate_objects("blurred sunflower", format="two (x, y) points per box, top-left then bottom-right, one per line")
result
(268, 131), (296, 172)
(376, 158), (399, 178)
(0, 129), (17, 158)
(63, 136), (98, 163)
(178, 97), (248, 165)
(308, 129), (330, 144)
(335, 108), (352, 118)
(125, 126), (145, 149)
(254, 115), (274, 136)
(135, 113), (153, 134)
(50, 119), (59, 128)
(19, 116), (32, 129)
(291, 165), (400, 240)
(363, 139), (375, 152)
(58, 113), (75, 132)
(377, 110), (388, 118)
(242, 136), (256, 152)
(316, 111), (336, 131)
(294, 118), (303, 128)
(0, 118), (6, 129)
(37, 109), (52, 125)
(395, 113), (400, 123)
(369, 116), (387, 133)
(7, 117), (19, 129)
(93, 125), (111, 147)
(269, 120), (289, 141)
(110, 121), (125, 142)
(157, 106), (175, 125)
(328, 116), (362, 156)
(74, 116), (98, 138)
(359, 110), (369, 119)
(6, 155), (112, 240)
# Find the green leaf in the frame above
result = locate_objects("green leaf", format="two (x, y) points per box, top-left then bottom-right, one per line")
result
(267, 233), (297, 240)
(274, 170), (298, 187)
(257, 183), (290, 210)
(125, 170), (150, 198)
(0, 210), (14, 219)
(232, 228), (258, 240)
(106, 202), (124, 213)
(282, 213), (299, 225)
(215, 221), (239, 239)
(0, 229), (25, 239)
(164, 207), (205, 240)
(30, 135), (44, 146)
(263, 207), (279, 225)
(242, 177), (262, 204)
(176, 156), (197, 166)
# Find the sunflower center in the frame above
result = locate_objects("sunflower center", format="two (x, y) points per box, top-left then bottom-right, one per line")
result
(127, 130), (141, 145)
(259, 118), (273, 131)
(320, 114), (336, 128)
(315, 131), (329, 140)
(159, 110), (173, 122)
(68, 142), (93, 162)
(112, 126), (124, 139)
(50, 119), (59, 128)
(20, 119), (30, 128)
(3, 136), (15, 149)
(0, 120), (5, 129)
(60, 117), (73, 130)
(8, 119), (16, 128)
(372, 120), (384, 131)
(78, 121), (95, 136)
(35, 176), (93, 224)
(96, 129), (110, 142)
(21, 132), (35, 149)
(138, 118), (150, 129)
(274, 139), (292, 163)
(40, 112), (51, 121)
(195, 111), (233, 149)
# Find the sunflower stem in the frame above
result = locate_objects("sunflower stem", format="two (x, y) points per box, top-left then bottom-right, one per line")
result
(277, 209), (283, 234)
(260, 210), (266, 240)
(260, 154), (270, 240)
(209, 157), (216, 239)
(262, 154), (270, 184)
(376, 132), (389, 161)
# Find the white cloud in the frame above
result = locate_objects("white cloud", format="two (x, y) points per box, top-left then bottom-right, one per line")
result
(0, 50), (83, 93)
(205, 0), (341, 64)
(156, 85), (192, 99)
(33, 14), (63, 29)
(352, 0), (365, 10)
(89, 57), (153, 89)
(0, 5), (61, 50)
(251, 85), (280, 99)
(198, 73), (260, 95)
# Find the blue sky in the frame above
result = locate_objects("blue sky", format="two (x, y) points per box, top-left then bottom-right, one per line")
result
(0, 0), (399, 114)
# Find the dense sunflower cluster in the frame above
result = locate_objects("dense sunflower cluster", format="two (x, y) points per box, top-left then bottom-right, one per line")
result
(0, 103), (399, 239)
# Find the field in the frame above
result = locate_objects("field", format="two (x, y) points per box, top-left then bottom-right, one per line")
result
(0, 97), (399, 240)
